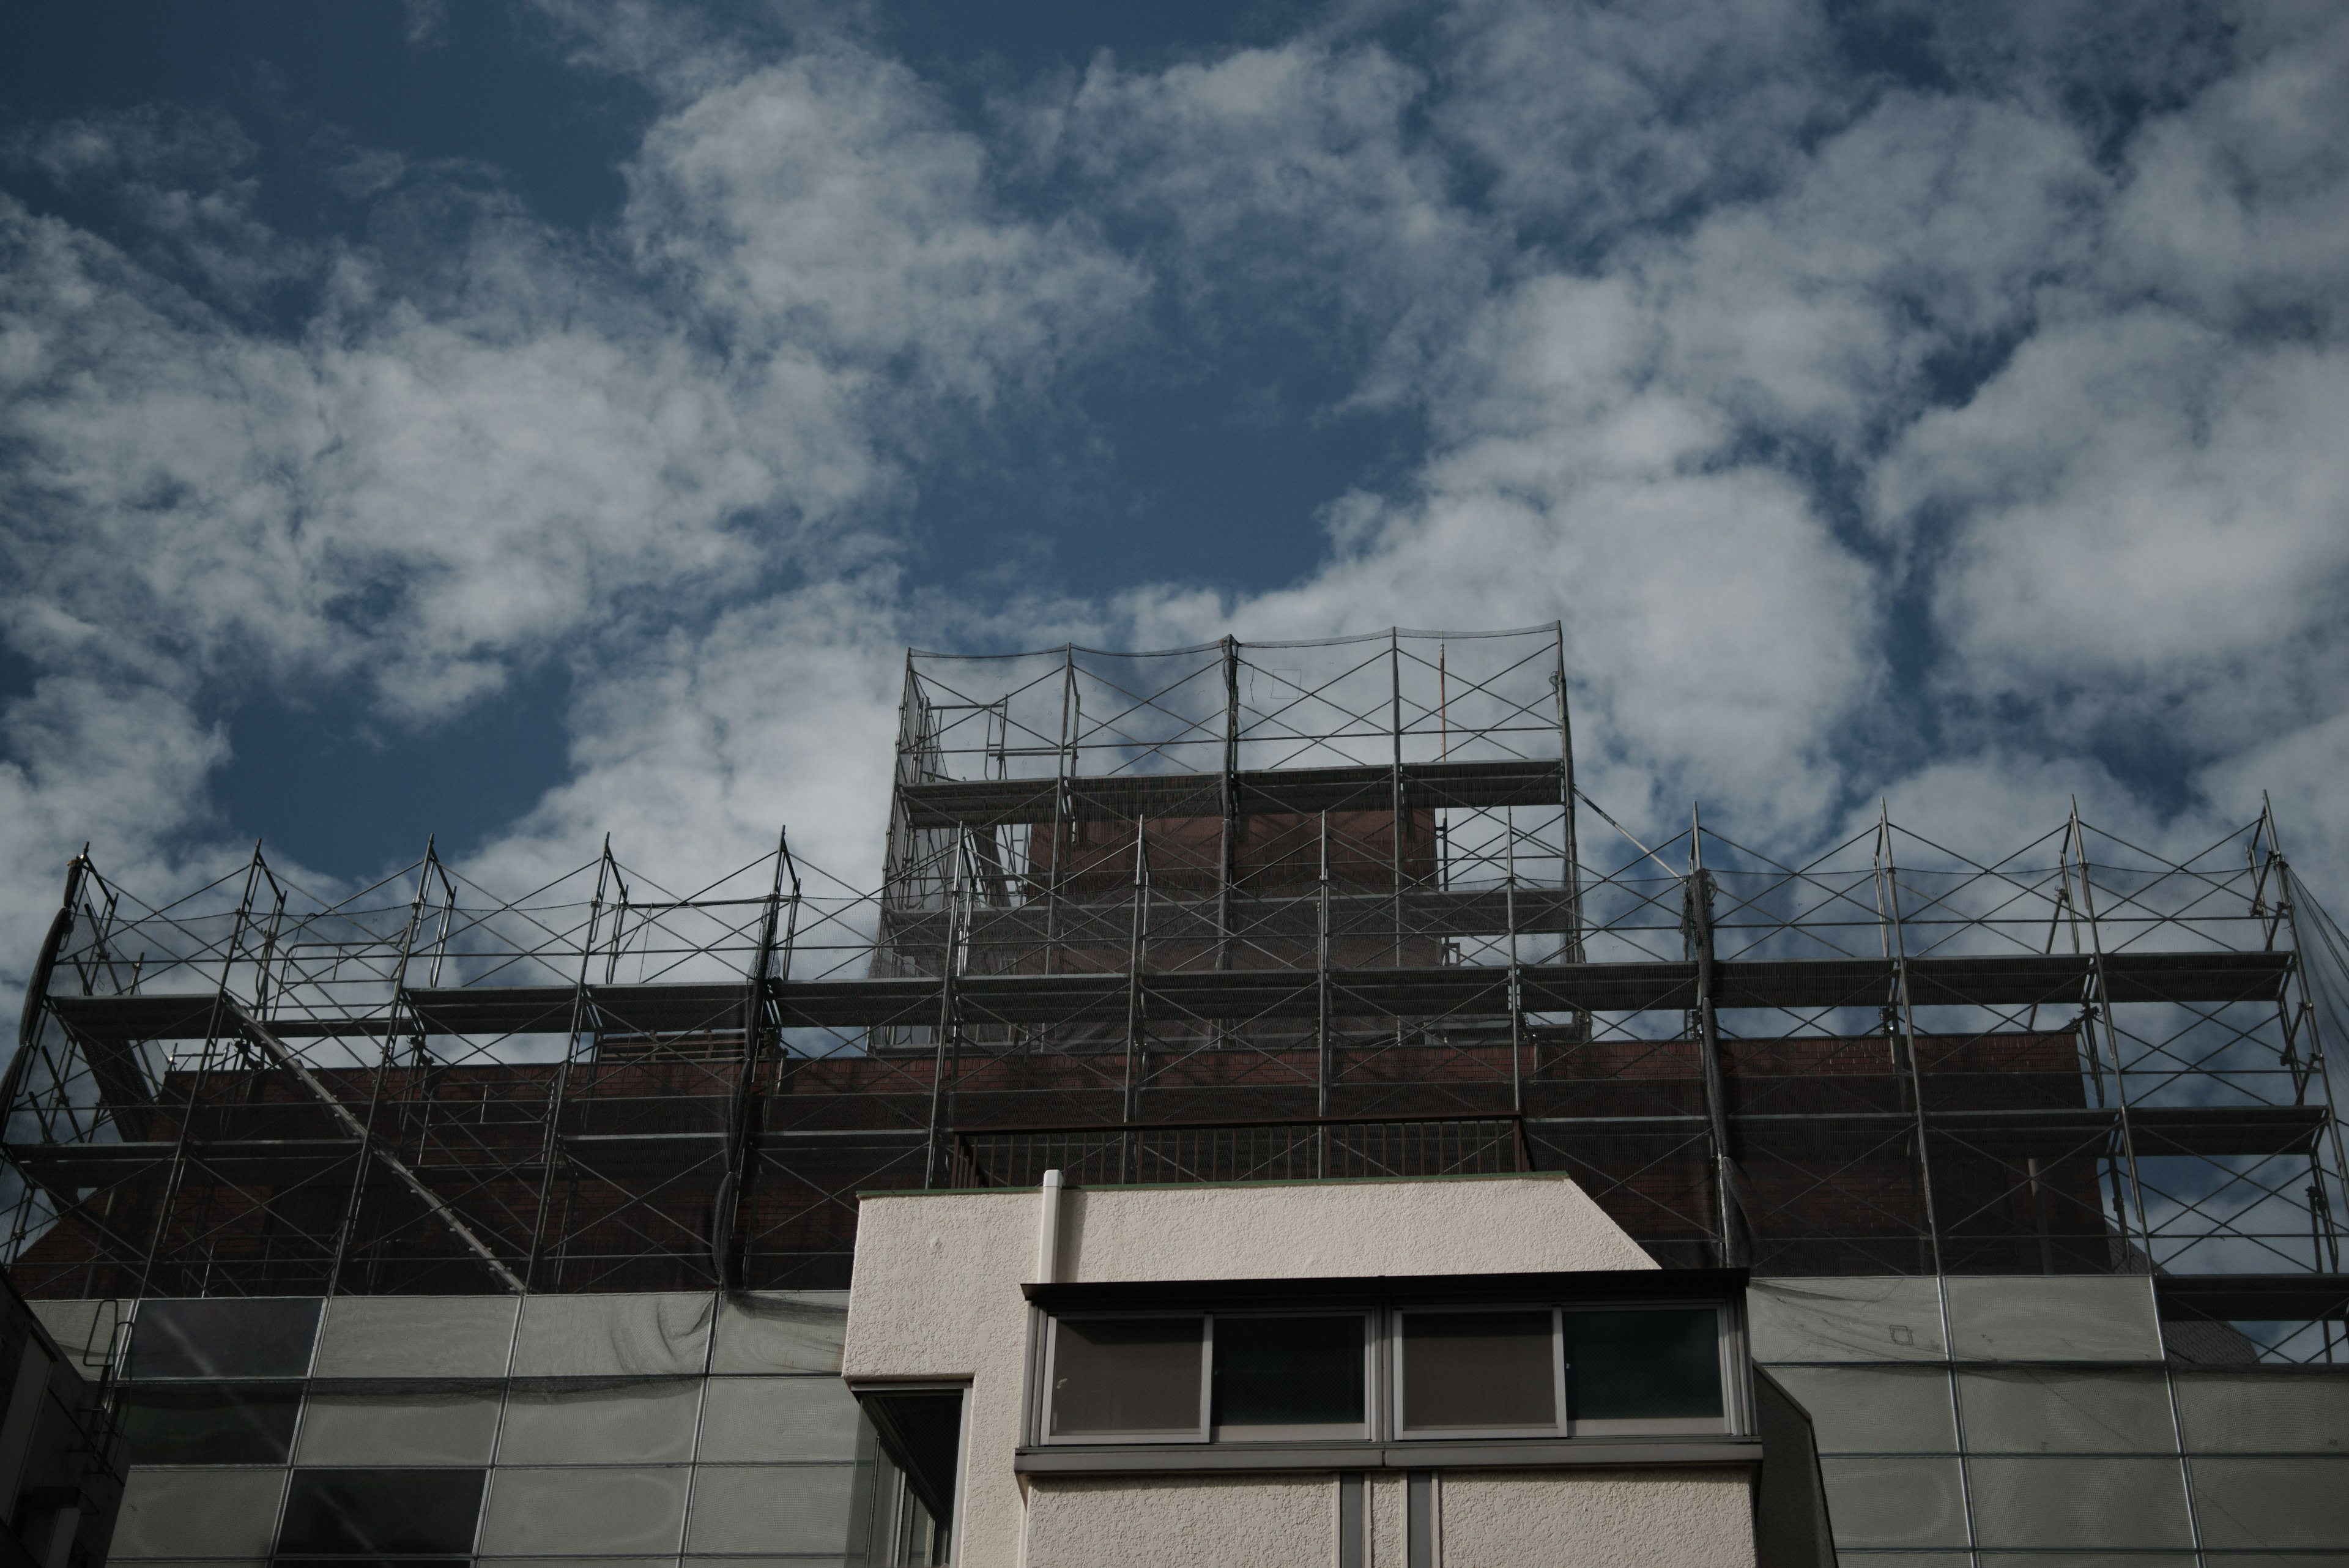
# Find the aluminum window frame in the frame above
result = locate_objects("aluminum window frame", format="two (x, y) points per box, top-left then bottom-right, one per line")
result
(1023, 1276), (1751, 1457)
(1038, 1311), (1214, 1445)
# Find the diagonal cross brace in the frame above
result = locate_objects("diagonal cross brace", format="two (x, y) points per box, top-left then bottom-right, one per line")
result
(222, 998), (526, 1294)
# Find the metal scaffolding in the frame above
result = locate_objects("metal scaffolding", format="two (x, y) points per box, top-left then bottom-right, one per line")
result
(2, 626), (2343, 1356)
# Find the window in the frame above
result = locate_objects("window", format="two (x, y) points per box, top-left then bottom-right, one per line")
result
(1565, 1308), (1724, 1425)
(126, 1297), (320, 1379)
(276, 1468), (486, 1557)
(1397, 1309), (1561, 1435)
(117, 1381), (302, 1464)
(1048, 1317), (1205, 1440)
(1031, 1288), (1735, 1451)
(1044, 1313), (1375, 1443)
(1214, 1314), (1367, 1439)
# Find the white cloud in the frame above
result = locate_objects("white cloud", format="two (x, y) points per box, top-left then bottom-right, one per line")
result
(4, 0), (2348, 976)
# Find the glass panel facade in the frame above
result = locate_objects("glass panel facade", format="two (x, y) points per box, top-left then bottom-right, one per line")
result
(1214, 1315), (1364, 1432)
(699, 1376), (865, 1463)
(1764, 1277), (2349, 1562)
(2191, 1456), (2349, 1549)
(112, 1469), (286, 1558)
(1768, 1365), (1956, 1453)
(511, 1293), (715, 1377)
(711, 1291), (850, 1374)
(278, 1468), (488, 1555)
(480, 1466), (692, 1555)
(1967, 1456), (2194, 1548)
(2175, 1372), (2349, 1452)
(126, 1298), (321, 1379)
(1943, 1276), (2163, 1362)
(1048, 1317), (1204, 1436)
(313, 1296), (520, 1378)
(119, 1383), (302, 1464)
(1748, 1277), (1946, 1362)
(1399, 1310), (1556, 1432)
(1957, 1369), (2179, 1454)
(685, 1463), (859, 1554)
(296, 1391), (504, 1465)
(497, 1378), (702, 1465)
(1817, 1457), (1968, 1548)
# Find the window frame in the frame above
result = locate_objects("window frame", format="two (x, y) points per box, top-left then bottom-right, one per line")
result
(1039, 1311), (1214, 1445)
(1560, 1302), (1739, 1439)
(1024, 1275), (1749, 1457)
(1390, 1304), (1570, 1441)
(1210, 1309), (1375, 1444)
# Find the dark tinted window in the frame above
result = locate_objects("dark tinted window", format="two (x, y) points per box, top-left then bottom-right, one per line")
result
(1565, 1309), (1723, 1419)
(1050, 1317), (1203, 1436)
(1400, 1310), (1556, 1430)
(119, 1383), (302, 1463)
(1215, 1315), (1364, 1430)
(278, 1470), (486, 1555)
(128, 1298), (321, 1378)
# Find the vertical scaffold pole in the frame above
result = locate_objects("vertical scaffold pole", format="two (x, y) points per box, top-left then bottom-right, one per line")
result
(1687, 811), (1746, 1268)
(1874, 806), (1946, 1279)
(2068, 800), (2156, 1271)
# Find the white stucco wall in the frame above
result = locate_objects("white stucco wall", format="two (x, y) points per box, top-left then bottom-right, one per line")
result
(842, 1172), (1729, 1567)
(1022, 1474), (1334, 1568)
(1438, 1468), (1756, 1568)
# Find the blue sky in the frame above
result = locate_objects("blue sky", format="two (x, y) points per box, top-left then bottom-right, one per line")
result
(1, 0), (2345, 974)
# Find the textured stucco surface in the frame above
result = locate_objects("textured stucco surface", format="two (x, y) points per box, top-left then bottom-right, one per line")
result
(842, 1174), (1666, 1567)
(1060, 1173), (1656, 1280)
(1437, 1468), (1756, 1568)
(1023, 1474), (1335, 1568)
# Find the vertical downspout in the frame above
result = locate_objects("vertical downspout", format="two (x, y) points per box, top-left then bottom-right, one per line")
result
(1318, 812), (1334, 1179)
(1034, 1169), (1063, 1284)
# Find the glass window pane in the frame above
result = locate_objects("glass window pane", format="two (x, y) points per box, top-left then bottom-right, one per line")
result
(2175, 1372), (2349, 1452)
(1968, 1456), (2192, 1548)
(497, 1379), (701, 1464)
(295, 1391), (502, 1465)
(1749, 1277), (1945, 1362)
(699, 1377), (863, 1463)
(119, 1383), (301, 1464)
(1768, 1366), (1956, 1452)
(511, 1293), (714, 1377)
(1214, 1316), (1364, 1431)
(685, 1463), (858, 1555)
(480, 1466), (691, 1555)
(277, 1468), (486, 1555)
(711, 1291), (849, 1374)
(2191, 1456), (2349, 1548)
(1977, 1558), (2198, 1568)
(112, 1469), (285, 1558)
(1819, 1457), (1967, 1548)
(1943, 1277), (2161, 1362)
(1564, 1309), (1721, 1421)
(1048, 1317), (1203, 1437)
(1958, 1369), (2176, 1453)
(127, 1298), (321, 1378)
(1400, 1310), (1556, 1432)
(313, 1296), (519, 1378)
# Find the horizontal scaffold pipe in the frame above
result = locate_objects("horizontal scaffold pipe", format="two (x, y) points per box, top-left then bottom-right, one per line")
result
(897, 757), (1567, 828)
(37, 948), (2293, 1041)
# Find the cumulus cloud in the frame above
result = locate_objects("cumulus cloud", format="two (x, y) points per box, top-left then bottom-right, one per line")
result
(2, 0), (2346, 1000)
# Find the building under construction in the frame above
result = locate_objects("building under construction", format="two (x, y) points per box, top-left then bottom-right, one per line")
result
(4, 626), (2346, 1564)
